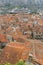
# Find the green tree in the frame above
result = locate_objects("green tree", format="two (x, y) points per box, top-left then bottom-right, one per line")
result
(15, 60), (26, 65)
(5, 63), (11, 65)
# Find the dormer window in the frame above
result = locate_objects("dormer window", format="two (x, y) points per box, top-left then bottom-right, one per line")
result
(22, 17), (28, 22)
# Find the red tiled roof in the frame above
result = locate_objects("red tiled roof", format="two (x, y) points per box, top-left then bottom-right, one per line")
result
(0, 41), (31, 64)
(0, 34), (8, 43)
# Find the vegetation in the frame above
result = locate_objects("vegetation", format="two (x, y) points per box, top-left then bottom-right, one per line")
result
(0, 60), (26, 65)
(15, 60), (26, 65)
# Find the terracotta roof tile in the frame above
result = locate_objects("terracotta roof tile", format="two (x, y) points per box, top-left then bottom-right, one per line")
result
(0, 34), (8, 43)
